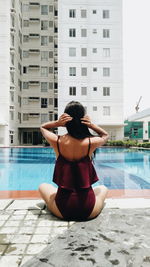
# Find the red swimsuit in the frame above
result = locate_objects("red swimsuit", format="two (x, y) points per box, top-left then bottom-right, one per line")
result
(53, 136), (99, 221)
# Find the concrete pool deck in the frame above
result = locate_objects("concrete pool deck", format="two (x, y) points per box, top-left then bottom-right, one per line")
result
(0, 198), (150, 267)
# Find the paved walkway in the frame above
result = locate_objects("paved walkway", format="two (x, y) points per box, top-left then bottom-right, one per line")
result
(0, 199), (150, 267)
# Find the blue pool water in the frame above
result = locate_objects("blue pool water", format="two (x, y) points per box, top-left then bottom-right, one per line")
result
(0, 147), (150, 191)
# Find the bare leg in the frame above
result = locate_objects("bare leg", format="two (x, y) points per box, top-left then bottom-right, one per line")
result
(38, 183), (63, 219)
(88, 185), (108, 219)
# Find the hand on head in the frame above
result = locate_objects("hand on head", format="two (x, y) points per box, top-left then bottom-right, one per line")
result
(58, 113), (72, 127)
(81, 115), (92, 127)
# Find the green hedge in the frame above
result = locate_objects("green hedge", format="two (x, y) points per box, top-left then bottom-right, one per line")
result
(106, 140), (150, 148)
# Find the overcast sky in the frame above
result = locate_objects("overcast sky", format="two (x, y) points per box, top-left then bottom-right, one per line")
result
(123, 0), (150, 118)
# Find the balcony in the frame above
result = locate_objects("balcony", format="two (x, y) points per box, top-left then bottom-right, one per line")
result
(28, 113), (40, 117)
(29, 65), (40, 70)
(29, 81), (40, 86)
(10, 66), (15, 72)
(29, 18), (40, 23)
(29, 49), (40, 54)
(10, 8), (16, 14)
(28, 97), (40, 102)
(10, 27), (16, 33)
(29, 33), (40, 39)
(10, 47), (15, 53)
(29, 2), (40, 7)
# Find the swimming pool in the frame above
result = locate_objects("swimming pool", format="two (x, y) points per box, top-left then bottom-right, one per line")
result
(0, 147), (150, 192)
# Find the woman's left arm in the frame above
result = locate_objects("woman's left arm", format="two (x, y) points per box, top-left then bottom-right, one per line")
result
(40, 113), (72, 146)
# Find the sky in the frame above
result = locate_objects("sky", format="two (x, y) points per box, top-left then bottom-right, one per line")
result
(123, 0), (150, 118)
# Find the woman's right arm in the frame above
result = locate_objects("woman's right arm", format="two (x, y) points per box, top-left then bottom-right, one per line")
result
(81, 116), (109, 147)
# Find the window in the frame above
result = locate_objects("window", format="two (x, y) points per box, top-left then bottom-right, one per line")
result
(41, 98), (48, 108)
(69, 48), (76, 57)
(103, 87), (110, 96)
(23, 66), (27, 74)
(10, 91), (14, 102)
(23, 4), (29, 12)
(103, 106), (110, 116)
(49, 21), (53, 27)
(23, 20), (29, 27)
(93, 67), (97, 72)
(103, 68), (110, 77)
(41, 36), (48, 46)
(93, 10), (97, 14)
(23, 82), (29, 89)
(103, 10), (110, 19)
(103, 48), (110, 57)
(69, 9), (76, 18)
(23, 114), (29, 121)
(81, 87), (87, 95)
(10, 72), (14, 83)
(81, 67), (87, 76)
(49, 98), (53, 105)
(23, 51), (29, 58)
(41, 20), (48, 30)
(23, 35), (29, 42)
(81, 29), (87, 37)
(92, 48), (97, 53)
(41, 5), (48, 15)
(81, 9), (87, 18)
(81, 48), (87, 57)
(49, 112), (53, 121)
(93, 106), (97, 111)
(49, 6), (53, 12)
(103, 29), (110, 38)
(54, 98), (58, 108)
(10, 111), (14, 120)
(41, 82), (48, 92)
(69, 87), (76, 96)
(93, 87), (97, 91)
(41, 67), (48, 77)
(49, 82), (53, 89)
(22, 97), (28, 105)
(49, 36), (53, 43)
(69, 28), (76, 37)
(93, 29), (97, 34)
(41, 114), (48, 123)
(69, 67), (76, 76)
(41, 51), (48, 61)
(49, 67), (53, 74)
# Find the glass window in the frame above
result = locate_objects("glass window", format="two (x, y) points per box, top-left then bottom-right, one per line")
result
(49, 67), (53, 73)
(23, 82), (29, 89)
(41, 67), (48, 77)
(41, 20), (48, 30)
(81, 48), (87, 57)
(49, 21), (53, 27)
(103, 10), (110, 19)
(23, 113), (29, 121)
(10, 91), (14, 102)
(69, 48), (76, 57)
(81, 9), (87, 18)
(41, 51), (48, 61)
(103, 29), (110, 38)
(41, 36), (48, 46)
(41, 82), (48, 92)
(49, 82), (53, 89)
(23, 35), (29, 42)
(23, 51), (29, 58)
(93, 87), (97, 91)
(93, 106), (97, 111)
(69, 29), (76, 37)
(69, 87), (76, 96)
(81, 29), (87, 37)
(69, 9), (76, 18)
(93, 10), (97, 14)
(103, 87), (110, 96)
(49, 6), (53, 12)
(41, 5), (48, 15)
(93, 29), (97, 34)
(23, 66), (27, 74)
(92, 48), (97, 53)
(23, 20), (29, 27)
(69, 67), (76, 76)
(23, 4), (29, 12)
(103, 67), (110, 77)
(22, 97), (28, 104)
(49, 98), (53, 105)
(41, 114), (48, 123)
(93, 67), (97, 72)
(81, 87), (87, 95)
(10, 110), (14, 120)
(81, 67), (87, 76)
(49, 51), (53, 58)
(103, 48), (110, 57)
(103, 106), (110, 116)
(41, 98), (48, 108)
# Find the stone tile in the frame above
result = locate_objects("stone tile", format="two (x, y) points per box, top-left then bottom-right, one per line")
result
(18, 227), (35, 234)
(24, 215), (39, 221)
(0, 227), (18, 234)
(37, 220), (68, 227)
(0, 221), (5, 227)
(6, 200), (44, 210)
(0, 214), (10, 221)
(34, 227), (54, 235)
(27, 210), (41, 215)
(9, 215), (25, 221)
(13, 210), (28, 215)
(0, 256), (22, 267)
(26, 244), (47, 255)
(5, 221), (20, 227)
(5, 243), (27, 255)
(20, 256), (33, 266)
(0, 234), (14, 244)
(11, 235), (31, 244)
(30, 234), (50, 244)
(0, 200), (13, 210)
(0, 244), (7, 255)
(22, 220), (37, 227)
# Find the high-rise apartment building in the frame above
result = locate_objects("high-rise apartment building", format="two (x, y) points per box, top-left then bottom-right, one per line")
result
(58, 0), (124, 139)
(0, 0), (123, 146)
(0, 0), (58, 146)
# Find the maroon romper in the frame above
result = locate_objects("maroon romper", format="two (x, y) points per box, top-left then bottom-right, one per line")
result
(53, 136), (99, 221)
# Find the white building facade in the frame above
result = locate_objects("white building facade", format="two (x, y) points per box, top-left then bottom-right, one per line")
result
(58, 0), (124, 139)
